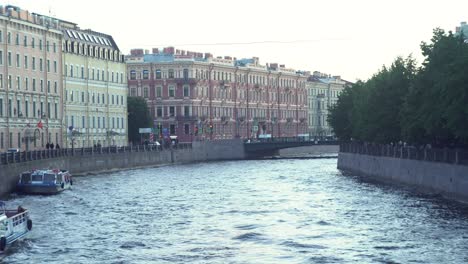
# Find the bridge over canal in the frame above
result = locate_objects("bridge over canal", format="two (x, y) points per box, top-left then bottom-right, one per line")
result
(243, 138), (340, 158)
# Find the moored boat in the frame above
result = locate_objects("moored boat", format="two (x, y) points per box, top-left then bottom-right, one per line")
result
(17, 169), (73, 195)
(0, 202), (32, 252)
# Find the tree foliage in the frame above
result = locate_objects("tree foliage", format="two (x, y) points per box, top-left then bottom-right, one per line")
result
(127, 96), (152, 144)
(329, 29), (468, 147)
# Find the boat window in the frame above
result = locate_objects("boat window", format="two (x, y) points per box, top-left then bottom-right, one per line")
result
(21, 173), (31, 184)
(43, 174), (56, 183)
(56, 174), (63, 183)
(31, 174), (43, 182)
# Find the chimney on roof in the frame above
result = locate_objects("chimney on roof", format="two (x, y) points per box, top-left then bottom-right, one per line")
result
(252, 57), (259, 65)
(332, 75), (341, 81)
(270, 63), (278, 70)
(144, 49), (149, 55)
(163, 47), (175, 54)
(279, 64), (285, 68)
(152, 48), (159, 54)
(205, 53), (213, 59)
(130, 49), (144, 56)
(224, 56), (232, 60)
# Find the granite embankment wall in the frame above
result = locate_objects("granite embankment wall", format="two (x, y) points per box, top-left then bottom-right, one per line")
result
(338, 152), (468, 203)
(0, 140), (245, 198)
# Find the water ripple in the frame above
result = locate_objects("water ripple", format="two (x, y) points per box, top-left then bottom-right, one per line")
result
(3, 159), (468, 263)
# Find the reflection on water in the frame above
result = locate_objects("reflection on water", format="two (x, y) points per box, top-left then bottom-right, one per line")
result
(2, 159), (468, 263)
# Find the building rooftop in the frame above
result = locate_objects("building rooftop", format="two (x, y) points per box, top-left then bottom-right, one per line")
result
(126, 47), (307, 75)
(62, 28), (120, 51)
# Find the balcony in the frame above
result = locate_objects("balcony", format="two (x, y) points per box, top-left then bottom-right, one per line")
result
(220, 80), (229, 89)
(253, 117), (266, 122)
(174, 78), (197, 85)
(221, 116), (230, 124)
(176, 115), (198, 121)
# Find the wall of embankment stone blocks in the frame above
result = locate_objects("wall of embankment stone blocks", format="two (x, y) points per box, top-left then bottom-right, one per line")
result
(0, 139), (246, 198)
(338, 152), (468, 203)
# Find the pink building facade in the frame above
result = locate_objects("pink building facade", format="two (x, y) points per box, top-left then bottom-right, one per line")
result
(0, 6), (63, 151)
(126, 48), (308, 143)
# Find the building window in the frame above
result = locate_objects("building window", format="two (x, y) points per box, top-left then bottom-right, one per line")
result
(130, 70), (136, 80)
(7, 32), (11, 44)
(157, 106), (163, 117)
(54, 61), (57, 73)
(131, 88), (136, 96)
(184, 106), (190, 116)
(0, 51), (2, 65)
(15, 33), (19, 45)
(170, 124), (176, 135)
(24, 56), (28, 69)
(16, 76), (20, 90)
(25, 101), (28, 117)
(54, 81), (57, 93)
(183, 85), (190, 97)
(143, 87), (148, 98)
(183, 68), (189, 79)
(155, 69), (161, 79)
(32, 57), (35, 70)
(168, 69), (174, 79)
(16, 54), (20, 67)
(169, 85), (175, 97)
(39, 58), (43, 71)
(8, 52), (11, 66)
(0, 74), (2, 88)
(0, 98), (3, 116)
(143, 70), (149, 79)
(47, 60), (50, 72)
(184, 124), (190, 135)
(53, 43), (57, 53)
(23, 36), (27, 47)
(169, 106), (175, 117)
(25, 78), (28, 90)
(156, 86), (162, 97)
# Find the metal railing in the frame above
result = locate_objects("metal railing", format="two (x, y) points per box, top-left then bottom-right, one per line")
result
(340, 142), (468, 166)
(0, 143), (193, 165)
(245, 137), (340, 145)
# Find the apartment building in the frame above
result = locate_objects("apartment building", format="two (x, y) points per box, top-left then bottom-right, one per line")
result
(0, 5), (63, 151)
(307, 71), (349, 138)
(126, 47), (309, 143)
(61, 23), (127, 148)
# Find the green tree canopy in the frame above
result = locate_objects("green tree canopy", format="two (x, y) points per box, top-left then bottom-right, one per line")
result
(329, 28), (468, 148)
(127, 96), (152, 144)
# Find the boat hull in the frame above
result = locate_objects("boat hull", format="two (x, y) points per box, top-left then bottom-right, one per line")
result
(16, 183), (70, 195)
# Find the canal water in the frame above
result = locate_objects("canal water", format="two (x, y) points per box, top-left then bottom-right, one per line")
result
(2, 158), (468, 263)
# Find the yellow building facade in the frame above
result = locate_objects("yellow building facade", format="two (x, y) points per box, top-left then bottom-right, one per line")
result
(61, 25), (127, 148)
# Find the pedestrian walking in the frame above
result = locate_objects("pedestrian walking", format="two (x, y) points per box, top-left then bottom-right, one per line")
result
(56, 143), (60, 149)
(46, 142), (50, 149)
(50, 142), (55, 149)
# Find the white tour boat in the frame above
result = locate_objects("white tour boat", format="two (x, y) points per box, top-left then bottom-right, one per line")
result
(17, 169), (73, 195)
(0, 201), (32, 252)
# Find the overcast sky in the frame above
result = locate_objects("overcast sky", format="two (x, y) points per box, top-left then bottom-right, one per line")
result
(7, 0), (468, 81)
